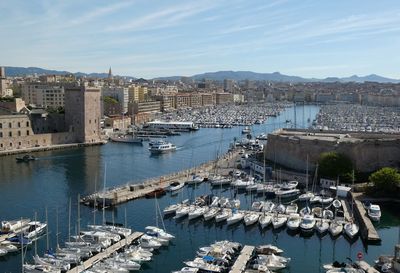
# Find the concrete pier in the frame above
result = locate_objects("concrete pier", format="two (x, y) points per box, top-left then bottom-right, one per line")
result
(0, 141), (105, 156)
(229, 245), (254, 273)
(66, 231), (143, 273)
(352, 193), (381, 244)
(81, 149), (240, 207)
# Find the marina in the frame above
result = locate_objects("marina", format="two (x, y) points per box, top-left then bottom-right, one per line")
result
(0, 104), (398, 273)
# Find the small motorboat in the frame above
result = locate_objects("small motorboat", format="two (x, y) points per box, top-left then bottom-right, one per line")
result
(168, 181), (185, 192)
(16, 155), (37, 162)
(367, 204), (381, 222)
(244, 213), (259, 226)
(286, 214), (301, 231)
(329, 220), (343, 237)
(300, 214), (316, 233)
(259, 214), (272, 229)
(344, 221), (359, 239)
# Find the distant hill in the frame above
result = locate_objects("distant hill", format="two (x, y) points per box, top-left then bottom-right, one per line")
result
(3, 66), (399, 83)
(4, 66), (135, 80)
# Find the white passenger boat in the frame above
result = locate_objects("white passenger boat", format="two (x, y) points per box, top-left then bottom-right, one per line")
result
(367, 204), (381, 222)
(149, 142), (176, 154)
(286, 214), (301, 230)
(244, 213), (259, 226)
(227, 212), (244, 225)
(300, 214), (316, 233)
(110, 135), (143, 144)
(344, 221), (359, 239)
(259, 214), (272, 229)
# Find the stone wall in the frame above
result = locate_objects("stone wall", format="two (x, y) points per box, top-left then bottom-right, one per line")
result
(266, 129), (400, 173)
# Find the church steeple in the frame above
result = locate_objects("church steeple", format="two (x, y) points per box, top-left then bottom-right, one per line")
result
(108, 67), (113, 80)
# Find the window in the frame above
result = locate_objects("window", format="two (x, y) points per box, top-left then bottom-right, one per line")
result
(8, 132), (12, 137)
(18, 142), (21, 146)
(0, 123), (2, 128)
(18, 131), (21, 136)
(9, 122), (12, 128)
(0, 144), (3, 148)
(27, 130), (30, 136)
(26, 121), (29, 127)
(0, 132), (2, 138)
(18, 122), (21, 128)
(9, 142), (12, 147)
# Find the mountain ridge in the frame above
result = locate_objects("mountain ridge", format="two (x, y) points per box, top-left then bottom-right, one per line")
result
(3, 66), (399, 83)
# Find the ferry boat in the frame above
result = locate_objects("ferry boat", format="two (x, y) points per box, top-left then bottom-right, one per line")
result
(149, 142), (176, 154)
(109, 134), (143, 144)
(145, 120), (199, 131)
(241, 126), (251, 134)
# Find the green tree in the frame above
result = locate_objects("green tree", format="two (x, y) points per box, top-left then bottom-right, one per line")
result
(103, 96), (118, 104)
(369, 167), (400, 197)
(318, 152), (353, 183)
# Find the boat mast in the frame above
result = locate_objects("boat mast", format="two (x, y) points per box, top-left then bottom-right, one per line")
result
(77, 194), (81, 237)
(45, 207), (49, 251)
(56, 207), (59, 248)
(102, 163), (107, 225)
(68, 197), (71, 242)
(34, 211), (37, 256)
(306, 154), (309, 191)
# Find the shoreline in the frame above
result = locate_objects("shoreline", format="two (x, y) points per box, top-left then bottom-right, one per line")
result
(0, 141), (106, 156)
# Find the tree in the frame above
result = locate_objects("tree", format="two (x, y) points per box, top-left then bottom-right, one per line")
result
(369, 167), (400, 197)
(318, 152), (354, 183)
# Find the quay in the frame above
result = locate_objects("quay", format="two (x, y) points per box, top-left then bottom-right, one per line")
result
(0, 141), (106, 157)
(351, 193), (381, 244)
(81, 150), (239, 207)
(66, 231), (143, 273)
(229, 245), (255, 273)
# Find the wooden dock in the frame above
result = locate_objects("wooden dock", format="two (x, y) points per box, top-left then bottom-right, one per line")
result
(65, 231), (143, 273)
(229, 245), (254, 273)
(351, 193), (381, 244)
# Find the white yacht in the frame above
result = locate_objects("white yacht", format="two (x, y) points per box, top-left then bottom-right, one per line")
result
(139, 234), (162, 249)
(169, 181), (185, 192)
(172, 267), (199, 273)
(149, 142), (176, 154)
(175, 206), (190, 218)
(298, 192), (314, 201)
(24, 221), (47, 239)
(163, 204), (181, 215)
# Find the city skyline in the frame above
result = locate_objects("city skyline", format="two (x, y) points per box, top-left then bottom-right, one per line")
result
(1, 0), (400, 79)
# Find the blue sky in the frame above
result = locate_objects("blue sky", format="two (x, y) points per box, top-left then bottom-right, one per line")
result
(1, 0), (400, 79)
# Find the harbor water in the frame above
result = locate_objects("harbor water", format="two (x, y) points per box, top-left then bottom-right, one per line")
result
(0, 104), (399, 273)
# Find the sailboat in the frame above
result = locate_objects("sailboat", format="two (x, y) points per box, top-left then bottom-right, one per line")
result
(146, 195), (174, 244)
(344, 171), (359, 239)
(298, 155), (315, 201)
